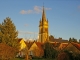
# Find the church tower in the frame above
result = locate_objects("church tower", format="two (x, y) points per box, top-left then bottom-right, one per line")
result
(39, 6), (49, 43)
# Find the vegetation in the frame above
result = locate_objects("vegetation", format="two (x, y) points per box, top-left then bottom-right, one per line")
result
(0, 17), (19, 59)
(57, 52), (69, 60)
(0, 43), (17, 60)
(0, 17), (80, 60)
(64, 50), (80, 60)
(44, 42), (57, 59)
(69, 37), (77, 43)
(13, 57), (24, 60)
(0, 17), (18, 47)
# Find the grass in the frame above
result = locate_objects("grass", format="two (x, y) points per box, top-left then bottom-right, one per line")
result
(13, 57), (24, 60)
(13, 57), (56, 60)
(32, 58), (56, 60)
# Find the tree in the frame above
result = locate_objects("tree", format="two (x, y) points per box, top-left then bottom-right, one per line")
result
(69, 37), (77, 43)
(79, 39), (80, 43)
(44, 42), (57, 59)
(0, 17), (18, 47)
(0, 43), (17, 60)
(59, 37), (62, 40)
(49, 35), (54, 41)
(69, 37), (72, 42)
(57, 52), (69, 60)
(72, 38), (77, 43)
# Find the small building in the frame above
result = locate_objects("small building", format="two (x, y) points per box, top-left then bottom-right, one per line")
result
(64, 42), (80, 54)
(29, 42), (44, 57)
(17, 38), (28, 57)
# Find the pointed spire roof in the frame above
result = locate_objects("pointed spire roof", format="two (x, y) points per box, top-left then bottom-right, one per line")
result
(42, 6), (47, 22)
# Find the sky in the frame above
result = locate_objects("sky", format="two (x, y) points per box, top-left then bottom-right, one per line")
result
(0, 0), (80, 40)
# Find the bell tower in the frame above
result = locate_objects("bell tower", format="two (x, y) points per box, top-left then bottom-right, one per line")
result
(39, 6), (49, 43)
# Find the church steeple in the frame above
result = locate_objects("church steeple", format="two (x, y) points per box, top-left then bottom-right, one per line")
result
(39, 6), (49, 43)
(42, 6), (47, 23)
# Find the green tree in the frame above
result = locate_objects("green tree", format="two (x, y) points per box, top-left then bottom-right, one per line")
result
(0, 17), (18, 47)
(79, 39), (80, 43)
(72, 38), (77, 43)
(49, 35), (54, 40)
(69, 37), (77, 43)
(44, 42), (57, 59)
(69, 37), (72, 42)
(59, 37), (62, 40)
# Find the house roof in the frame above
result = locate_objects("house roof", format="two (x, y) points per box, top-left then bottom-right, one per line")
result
(25, 41), (34, 49)
(64, 42), (80, 51)
(50, 38), (69, 43)
(51, 42), (61, 47)
(35, 42), (43, 50)
(18, 38), (23, 42)
(71, 42), (80, 50)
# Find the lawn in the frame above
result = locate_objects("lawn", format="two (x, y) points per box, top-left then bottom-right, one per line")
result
(13, 57), (24, 60)
(13, 58), (56, 60)
(32, 58), (56, 60)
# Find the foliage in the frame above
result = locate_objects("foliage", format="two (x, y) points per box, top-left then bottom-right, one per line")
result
(57, 52), (69, 60)
(0, 17), (19, 59)
(69, 37), (77, 43)
(0, 43), (17, 60)
(0, 17), (18, 48)
(58, 37), (62, 40)
(64, 50), (80, 60)
(44, 42), (57, 59)
(49, 35), (54, 40)
(79, 39), (80, 43)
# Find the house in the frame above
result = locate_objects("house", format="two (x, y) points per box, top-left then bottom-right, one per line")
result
(17, 38), (28, 57)
(19, 38), (27, 51)
(50, 38), (69, 43)
(50, 38), (69, 51)
(28, 42), (44, 57)
(64, 42), (80, 54)
(58, 43), (68, 50)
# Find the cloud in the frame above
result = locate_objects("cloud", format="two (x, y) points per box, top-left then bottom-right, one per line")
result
(45, 7), (52, 10)
(77, 5), (80, 12)
(18, 31), (38, 34)
(78, 6), (80, 9)
(20, 10), (33, 14)
(24, 24), (28, 27)
(20, 6), (52, 14)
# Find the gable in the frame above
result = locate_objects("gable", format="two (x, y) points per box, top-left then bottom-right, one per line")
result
(59, 43), (68, 50)
(29, 42), (39, 51)
(64, 43), (80, 54)
(19, 38), (27, 51)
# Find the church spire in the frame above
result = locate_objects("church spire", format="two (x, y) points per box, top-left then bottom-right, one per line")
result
(42, 6), (46, 23)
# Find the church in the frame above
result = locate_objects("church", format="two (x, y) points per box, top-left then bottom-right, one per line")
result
(38, 6), (49, 43)
(38, 6), (68, 44)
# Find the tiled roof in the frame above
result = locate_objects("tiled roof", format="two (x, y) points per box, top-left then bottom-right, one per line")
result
(51, 42), (61, 47)
(18, 38), (23, 42)
(35, 42), (43, 51)
(50, 38), (69, 43)
(71, 42), (80, 50)
(26, 41), (34, 49)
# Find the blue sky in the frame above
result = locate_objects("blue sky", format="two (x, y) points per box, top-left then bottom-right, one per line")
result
(0, 0), (80, 40)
